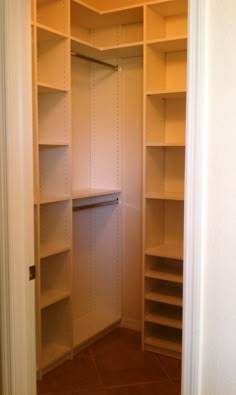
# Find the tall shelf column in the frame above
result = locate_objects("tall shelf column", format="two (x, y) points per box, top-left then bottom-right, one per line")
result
(33, 0), (73, 376)
(142, 0), (188, 359)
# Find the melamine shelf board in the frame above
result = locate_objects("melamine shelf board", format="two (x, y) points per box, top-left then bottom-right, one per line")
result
(72, 188), (120, 199)
(38, 82), (69, 94)
(146, 142), (185, 147)
(145, 269), (183, 284)
(40, 196), (70, 205)
(145, 312), (182, 329)
(42, 343), (71, 370)
(41, 290), (71, 309)
(40, 243), (71, 259)
(145, 289), (182, 307)
(71, 37), (143, 59)
(145, 243), (183, 260)
(37, 23), (69, 40)
(146, 36), (187, 52)
(39, 141), (70, 147)
(144, 335), (182, 354)
(72, 0), (143, 28)
(146, 90), (186, 99)
(145, 192), (184, 201)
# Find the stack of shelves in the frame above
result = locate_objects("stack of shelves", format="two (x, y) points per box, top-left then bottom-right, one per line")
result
(143, 0), (187, 358)
(32, 0), (73, 376)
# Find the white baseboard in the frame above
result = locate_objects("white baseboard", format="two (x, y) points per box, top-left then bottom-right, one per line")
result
(120, 317), (141, 332)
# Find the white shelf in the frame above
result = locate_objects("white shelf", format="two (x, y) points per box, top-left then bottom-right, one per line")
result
(42, 343), (71, 370)
(38, 82), (69, 94)
(146, 90), (186, 99)
(72, 188), (120, 200)
(146, 36), (187, 52)
(145, 312), (182, 329)
(145, 289), (182, 307)
(41, 290), (71, 309)
(40, 243), (71, 259)
(145, 192), (184, 201)
(145, 269), (183, 284)
(144, 335), (182, 354)
(145, 243), (183, 260)
(40, 196), (70, 205)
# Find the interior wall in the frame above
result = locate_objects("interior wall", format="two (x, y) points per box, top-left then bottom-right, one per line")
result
(82, 0), (150, 11)
(200, 1), (236, 393)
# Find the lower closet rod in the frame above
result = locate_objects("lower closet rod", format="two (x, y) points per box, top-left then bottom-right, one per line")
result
(73, 198), (119, 212)
(71, 51), (119, 71)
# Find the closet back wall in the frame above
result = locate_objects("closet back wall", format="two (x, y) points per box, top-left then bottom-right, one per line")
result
(72, 55), (143, 333)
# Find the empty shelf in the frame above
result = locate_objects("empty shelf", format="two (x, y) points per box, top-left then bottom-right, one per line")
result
(145, 269), (183, 284)
(145, 288), (182, 307)
(145, 312), (182, 329)
(41, 290), (71, 309)
(145, 192), (184, 201)
(144, 335), (182, 354)
(146, 90), (186, 99)
(40, 243), (71, 259)
(145, 243), (183, 260)
(42, 343), (71, 370)
(147, 36), (187, 52)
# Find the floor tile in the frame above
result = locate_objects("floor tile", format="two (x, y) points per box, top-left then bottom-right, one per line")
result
(37, 349), (101, 394)
(155, 355), (182, 381)
(90, 329), (168, 387)
(108, 380), (179, 394)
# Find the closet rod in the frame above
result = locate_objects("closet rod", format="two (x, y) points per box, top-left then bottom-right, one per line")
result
(71, 51), (119, 71)
(73, 198), (119, 212)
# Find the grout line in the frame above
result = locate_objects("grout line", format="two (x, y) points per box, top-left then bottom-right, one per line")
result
(104, 378), (172, 390)
(88, 346), (105, 388)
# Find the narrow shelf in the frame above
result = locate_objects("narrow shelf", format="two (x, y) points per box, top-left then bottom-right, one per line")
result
(145, 269), (183, 284)
(145, 289), (182, 307)
(145, 243), (183, 260)
(39, 141), (70, 147)
(145, 192), (184, 201)
(146, 142), (185, 147)
(102, 42), (143, 59)
(144, 335), (182, 354)
(72, 188), (120, 200)
(146, 36), (187, 52)
(37, 23), (68, 40)
(40, 196), (70, 205)
(146, 90), (186, 99)
(40, 243), (71, 259)
(145, 312), (182, 329)
(41, 290), (71, 309)
(42, 343), (71, 370)
(38, 82), (69, 94)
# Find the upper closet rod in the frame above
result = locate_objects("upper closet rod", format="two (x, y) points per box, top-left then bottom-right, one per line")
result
(71, 51), (119, 71)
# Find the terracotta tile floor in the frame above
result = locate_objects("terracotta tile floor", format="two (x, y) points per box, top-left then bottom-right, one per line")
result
(37, 328), (181, 395)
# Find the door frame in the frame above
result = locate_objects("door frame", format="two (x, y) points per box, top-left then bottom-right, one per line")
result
(0, 1), (208, 394)
(0, 1), (36, 395)
(182, 0), (208, 394)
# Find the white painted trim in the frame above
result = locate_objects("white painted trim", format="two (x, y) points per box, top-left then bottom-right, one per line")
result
(182, 1), (209, 394)
(0, 1), (36, 395)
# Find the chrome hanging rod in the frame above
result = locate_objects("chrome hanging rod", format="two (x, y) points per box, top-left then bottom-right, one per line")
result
(73, 198), (119, 212)
(71, 51), (119, 71)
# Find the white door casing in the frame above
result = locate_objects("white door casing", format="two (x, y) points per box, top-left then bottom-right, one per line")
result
(0, 1), (36, 395)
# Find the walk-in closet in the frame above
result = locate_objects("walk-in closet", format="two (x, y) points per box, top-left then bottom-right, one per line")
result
(31, 0), (187, 379)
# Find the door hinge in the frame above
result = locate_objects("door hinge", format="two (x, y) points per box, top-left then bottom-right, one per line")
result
(29, 265), (36, 281)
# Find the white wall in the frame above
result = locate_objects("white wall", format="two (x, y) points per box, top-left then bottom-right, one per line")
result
(200, 1), (236, 393)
